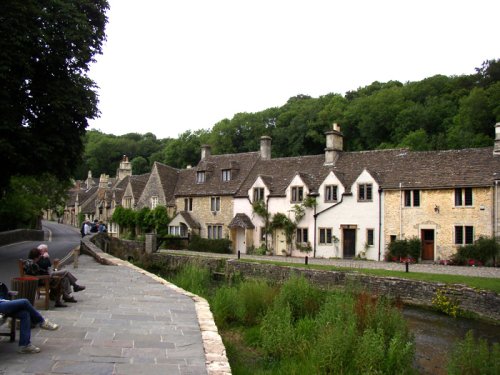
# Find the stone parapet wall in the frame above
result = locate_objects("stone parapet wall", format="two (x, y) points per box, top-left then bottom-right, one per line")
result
(0, 229), (44, 247)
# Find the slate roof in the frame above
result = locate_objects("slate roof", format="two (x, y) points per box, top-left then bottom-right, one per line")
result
(228, 213), (255, 229)
(236, 147), (500, 197)
(178, 211), (200, 229)
(155, 162), (179, 205)
(129, 173), (151, 201)
(175, 152), (260, 196)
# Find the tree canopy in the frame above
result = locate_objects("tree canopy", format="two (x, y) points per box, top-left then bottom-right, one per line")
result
(82, 59), (499, 179)
(0, 0), (109, 194)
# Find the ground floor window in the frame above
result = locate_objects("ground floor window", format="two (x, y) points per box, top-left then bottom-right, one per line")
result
(366, 229), (374, 246)
(454, 225), (474, 245)
(208, 225), (223, 239)
(319, 228), (332, 244)
(296, 228), (308, 244)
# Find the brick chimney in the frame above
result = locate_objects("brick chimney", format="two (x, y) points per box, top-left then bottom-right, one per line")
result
(260, 136), (272, 160)
(201, 144), (211, 160)
(495, 122), (500, 155)
(324, 123), (343, 165)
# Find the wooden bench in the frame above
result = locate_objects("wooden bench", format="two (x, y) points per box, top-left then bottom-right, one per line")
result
(17, 259), (52, 310)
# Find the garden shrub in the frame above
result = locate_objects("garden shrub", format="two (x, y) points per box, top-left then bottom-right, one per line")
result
(387, 237), (421, 262)
(188, 234), (232, 254)
(452, 236), (500, 266)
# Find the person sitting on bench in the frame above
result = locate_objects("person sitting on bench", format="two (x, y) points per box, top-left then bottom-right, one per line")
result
(0, 286), (59, 353)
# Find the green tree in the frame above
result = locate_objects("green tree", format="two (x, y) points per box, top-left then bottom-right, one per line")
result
(131, 156), (149, 175)
(0, 0), (109, 193)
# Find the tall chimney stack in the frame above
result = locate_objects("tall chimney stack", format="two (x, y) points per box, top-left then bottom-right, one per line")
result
(201, 144), (211, 160)
(324, 123), (343, 165)
(260, 136), (272, 160)
(495, 122), (500, 155)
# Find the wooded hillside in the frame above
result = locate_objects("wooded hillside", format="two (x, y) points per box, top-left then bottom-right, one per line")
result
(80, 59), (500, 178)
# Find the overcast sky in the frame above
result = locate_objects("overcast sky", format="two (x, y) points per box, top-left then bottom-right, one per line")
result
(88, 0), (500, 140)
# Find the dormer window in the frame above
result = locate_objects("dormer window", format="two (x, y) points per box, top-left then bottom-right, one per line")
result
(291, 186), (303, 203)
(222, 169), (231, 182)
(358, 183), (373, 202)
(324, 185), (338, 202)
(253, 187), (265, 202)
(196, 171), (206, 183)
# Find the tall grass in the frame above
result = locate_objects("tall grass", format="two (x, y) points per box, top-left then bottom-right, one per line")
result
(168, 265), (417, 374)
(169, 262), (211, 297)
(447, 330), (500, 375)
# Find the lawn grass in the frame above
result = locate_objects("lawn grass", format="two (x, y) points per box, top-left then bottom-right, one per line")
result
(238, 259), (500, 294)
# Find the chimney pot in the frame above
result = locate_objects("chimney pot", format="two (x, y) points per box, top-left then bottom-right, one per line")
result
(260, 136), (272, 160)
(201, 145), (211, 160)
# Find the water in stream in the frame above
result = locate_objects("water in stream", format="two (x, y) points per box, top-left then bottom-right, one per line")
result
(403, 306), (500, 374)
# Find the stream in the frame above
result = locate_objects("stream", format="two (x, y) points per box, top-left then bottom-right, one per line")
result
(403, 306), (500, 374)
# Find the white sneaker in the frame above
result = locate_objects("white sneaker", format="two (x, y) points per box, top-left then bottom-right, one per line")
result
(0, 314), (6, 327)
(40, 320), (58, 330)
(18, 343), (41, 354)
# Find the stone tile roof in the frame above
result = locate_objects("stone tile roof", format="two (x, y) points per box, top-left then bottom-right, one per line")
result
(228, 213), (255, 229)
(130, 173), (151, 201)
(178, 211), (201, 229)
(155, 162), (179, 205)
(236, 147), (500, 196)
(175, 152), (260, 196)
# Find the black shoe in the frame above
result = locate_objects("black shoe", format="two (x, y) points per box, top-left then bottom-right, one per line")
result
(63, 296), (77, 303)
(55, 301), (68, 308)
(73, 285), (86, 292)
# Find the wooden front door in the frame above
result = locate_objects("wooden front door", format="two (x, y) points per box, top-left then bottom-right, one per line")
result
(343, 229), (356, 258)
(275, 229), (287, 256)
(421, 229), (435, 261)
(237, 228), (246, 253)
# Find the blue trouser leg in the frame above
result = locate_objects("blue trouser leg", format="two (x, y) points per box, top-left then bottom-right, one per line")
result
(0, 298), (44, 346)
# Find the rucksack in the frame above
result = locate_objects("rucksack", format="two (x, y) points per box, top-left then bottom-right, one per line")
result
(0, 282), (9, 300)
(23, 259), (41, 276)
(80, 223), (86, 236)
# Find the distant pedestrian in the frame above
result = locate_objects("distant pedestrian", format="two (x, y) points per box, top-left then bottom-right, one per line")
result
(90, 219), (99, 233)
(98, 221), (107, 233)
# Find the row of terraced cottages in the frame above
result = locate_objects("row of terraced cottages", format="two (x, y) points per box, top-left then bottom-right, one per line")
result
(63, 123), (500, 262)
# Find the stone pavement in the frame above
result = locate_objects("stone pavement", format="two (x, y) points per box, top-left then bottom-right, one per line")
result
(0, 254), (230, 375)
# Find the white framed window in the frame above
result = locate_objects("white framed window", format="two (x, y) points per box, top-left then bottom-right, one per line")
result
(324, 185), (338, 202)
(150, 196), (158, 209)
(455, 188), (473, 206)
(169, 226), (180, 236)
(253, 187), (265, 202)
(123, 197), (132, 209)
(296, 228), (308, 244)
(210, 196), (221, 212)
(366, 229), (374, 246)
(404, 190), (420, 207)
(319, 228), (332, 244)
(358, 183), (373, 201)
(291, 186), (304, 203)
(207, 225), (223, 239)
(196, 171), (206, 183)
(455, 225), (474, 245)
(222, 169), (231, 182)
(184, 197), (193, 211)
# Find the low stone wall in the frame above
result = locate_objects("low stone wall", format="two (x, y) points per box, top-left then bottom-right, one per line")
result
(88, 233), (145, 262)
(0, 229), (44, 247)
(225, 261), (500, 322)
(87, 240), (500, 323)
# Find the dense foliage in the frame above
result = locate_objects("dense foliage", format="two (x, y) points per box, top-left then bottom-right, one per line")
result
(0, 0), (109, 230)
(187, 234), (232, 254)
(111, 206), (170, 239)
(0, 0), (109, 192)
(452, 236), (500, 266)
(386, 237), (422, 262)
(79, 60), (500, 177)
